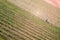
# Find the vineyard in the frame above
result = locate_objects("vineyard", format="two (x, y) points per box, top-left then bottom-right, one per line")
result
(0, 0), (60, 40)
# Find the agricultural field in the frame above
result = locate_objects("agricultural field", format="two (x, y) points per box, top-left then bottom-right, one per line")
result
(8, 0), (60, 27)
(0, 0), (60, 40)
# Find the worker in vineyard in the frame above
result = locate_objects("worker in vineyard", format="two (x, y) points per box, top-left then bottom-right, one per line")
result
(46, 19), (49, 24)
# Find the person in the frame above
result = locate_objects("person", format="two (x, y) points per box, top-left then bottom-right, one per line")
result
(45, 19), (49, 23)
